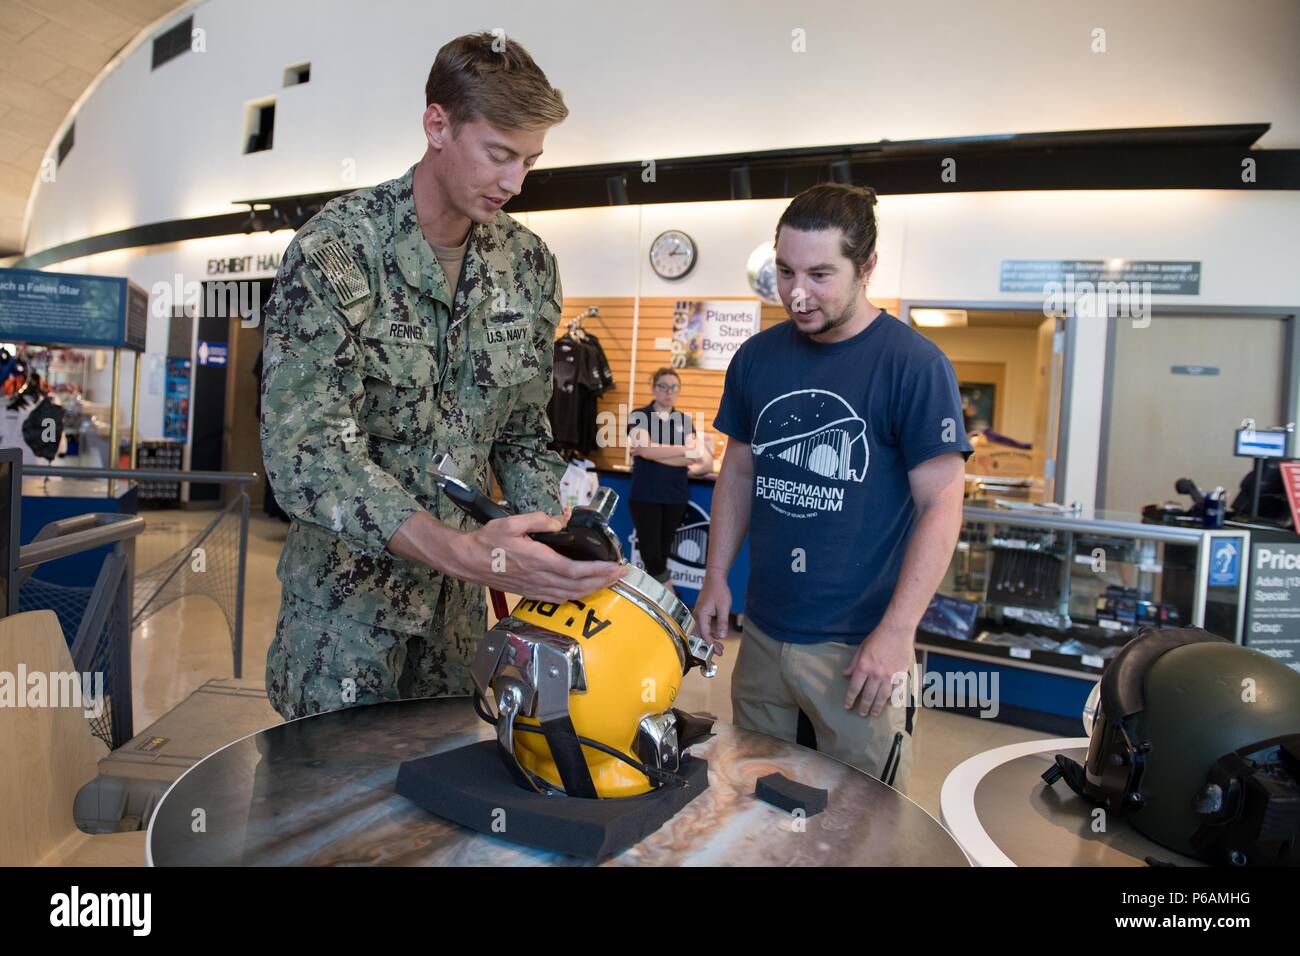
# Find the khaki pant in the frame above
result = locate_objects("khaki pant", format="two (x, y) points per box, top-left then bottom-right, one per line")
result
(731, 618), (916, 792)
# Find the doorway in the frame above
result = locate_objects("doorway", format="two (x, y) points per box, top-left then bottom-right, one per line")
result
(1098, 313), (1291, 514)
(201, 279), (275, 511)
(906, 305), (1063, 502)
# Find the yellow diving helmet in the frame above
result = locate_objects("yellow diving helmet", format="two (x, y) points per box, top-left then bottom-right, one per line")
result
(430, 455), (718, 799)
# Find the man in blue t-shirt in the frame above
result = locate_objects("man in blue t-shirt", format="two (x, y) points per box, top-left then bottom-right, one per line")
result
(696, 183), (971, 791)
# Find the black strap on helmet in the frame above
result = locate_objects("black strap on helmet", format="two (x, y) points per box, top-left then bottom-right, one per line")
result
(472, 691), (597, 798)
(474, 692), (689, 797)
(536, 715), (599, 799)
(1042, 753), (1093, 798)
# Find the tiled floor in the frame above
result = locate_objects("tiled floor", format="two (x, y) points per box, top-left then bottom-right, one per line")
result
(128, 509), (1052, 820)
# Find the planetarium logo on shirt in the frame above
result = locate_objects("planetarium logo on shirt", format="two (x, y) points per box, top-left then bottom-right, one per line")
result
(751, 389), (868, 518)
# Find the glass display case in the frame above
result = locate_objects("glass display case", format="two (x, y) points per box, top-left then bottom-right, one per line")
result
(923, 504), (1250, 679)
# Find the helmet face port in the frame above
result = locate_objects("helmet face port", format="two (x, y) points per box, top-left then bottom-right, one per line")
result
(1082, 681), (1101, 737)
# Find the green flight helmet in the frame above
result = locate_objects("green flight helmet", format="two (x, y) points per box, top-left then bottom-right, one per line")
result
(1045, 627), (1300, 866)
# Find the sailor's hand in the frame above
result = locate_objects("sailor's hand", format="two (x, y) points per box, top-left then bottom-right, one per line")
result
(454, 511), (626, 603)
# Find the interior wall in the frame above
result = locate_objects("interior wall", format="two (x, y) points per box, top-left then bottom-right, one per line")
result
(23, 0), (1300, 255)
(1033, 316), (1058, 486)
(563, 296), (904, 472)
(44, 189), (1300, 510)
(1102, 314), (1289, 514)
(1064, 311), (1108, 509)
(224, 319), (264, 507)
(560, 298), (811, 472)
(553, 296), (634, 473)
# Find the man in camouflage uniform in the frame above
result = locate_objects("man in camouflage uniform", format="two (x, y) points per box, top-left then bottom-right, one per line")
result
(260, 33), (622, 720)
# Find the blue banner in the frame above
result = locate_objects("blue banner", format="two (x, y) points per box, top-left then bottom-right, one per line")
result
(0, 267), (146, 351)
(599, 470), (749, 612)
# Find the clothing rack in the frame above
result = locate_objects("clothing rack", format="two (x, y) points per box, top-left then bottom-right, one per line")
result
(562, 306), (628, 359)
(564, 307), (599, 341)
(550, 307), (617, 462)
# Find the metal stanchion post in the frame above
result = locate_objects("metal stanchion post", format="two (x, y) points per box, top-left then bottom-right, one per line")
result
(234, 491), (250, 678)
(129, 351), (142, 469)
(108, 349), (121, 496)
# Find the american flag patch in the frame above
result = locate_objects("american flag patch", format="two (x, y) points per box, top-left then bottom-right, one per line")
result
(307, 239), (370, 306)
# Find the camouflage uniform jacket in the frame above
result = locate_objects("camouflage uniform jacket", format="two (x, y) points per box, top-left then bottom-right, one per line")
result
(260, 163), (566, 635)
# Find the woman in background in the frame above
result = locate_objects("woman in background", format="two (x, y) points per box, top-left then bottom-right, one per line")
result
(627, 368), (713, 586)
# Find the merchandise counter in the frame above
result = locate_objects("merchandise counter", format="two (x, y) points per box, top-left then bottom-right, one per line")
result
(920, 503), (1250, 731)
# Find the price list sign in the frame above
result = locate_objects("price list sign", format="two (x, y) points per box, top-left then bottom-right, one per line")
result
(1246, 537), (1300, 674)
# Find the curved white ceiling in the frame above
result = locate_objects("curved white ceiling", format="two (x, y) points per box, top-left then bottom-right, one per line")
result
(0, 0), (187, 256)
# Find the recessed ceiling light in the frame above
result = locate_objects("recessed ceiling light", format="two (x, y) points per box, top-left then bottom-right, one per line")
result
(912, 308), (968, 328)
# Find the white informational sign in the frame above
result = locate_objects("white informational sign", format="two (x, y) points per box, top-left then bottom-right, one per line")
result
(671, 300), (760, 371)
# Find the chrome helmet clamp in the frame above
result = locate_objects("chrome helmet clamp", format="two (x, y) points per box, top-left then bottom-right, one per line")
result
(472, 618), (597, 798)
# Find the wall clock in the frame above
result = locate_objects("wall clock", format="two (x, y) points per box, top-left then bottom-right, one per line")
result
(649, 229), (697, 280)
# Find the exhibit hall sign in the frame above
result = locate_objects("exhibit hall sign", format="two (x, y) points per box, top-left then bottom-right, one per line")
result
(0, 266), (147, 351)
(670, 299), (760, 371)
(206, 251), (284, 275)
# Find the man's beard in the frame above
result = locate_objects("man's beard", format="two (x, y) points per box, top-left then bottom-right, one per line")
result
(795, 295), (857, 336)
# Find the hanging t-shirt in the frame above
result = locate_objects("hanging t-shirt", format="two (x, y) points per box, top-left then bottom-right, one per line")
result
(578, 331), (616, 396)
(627, 403), (694, 504)
(714, 312), (972, 645)
(575, 336), (611, 451)
(548, 335), (604, 454)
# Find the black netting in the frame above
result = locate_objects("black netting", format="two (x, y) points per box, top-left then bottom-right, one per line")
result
(17, 577), (91, 648)
(16, 495), (246, 752)
(133, 498), (242, 668)
(86, 576), (131, 749)
(17, 571), (129, 752)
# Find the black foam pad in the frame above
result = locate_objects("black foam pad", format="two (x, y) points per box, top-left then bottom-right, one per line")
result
(395, 741), (709, 861)
(754, 772), (828, 816)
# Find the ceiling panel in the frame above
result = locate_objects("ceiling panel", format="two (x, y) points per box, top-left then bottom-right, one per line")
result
(0, 0), (189, 256)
